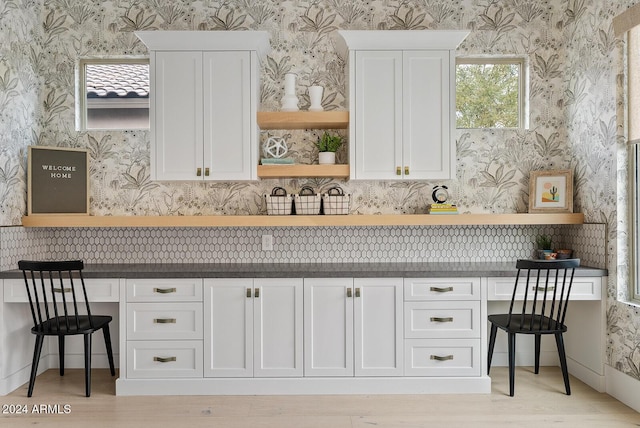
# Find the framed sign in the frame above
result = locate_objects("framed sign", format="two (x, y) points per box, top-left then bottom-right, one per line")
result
(28, 146), (89, 215)
(528, 169), (573, 213)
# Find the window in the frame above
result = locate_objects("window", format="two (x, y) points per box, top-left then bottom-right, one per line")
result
(78, 59), (149, 130)
(627, 26), (640, 302)
(456, 57), (528, 129)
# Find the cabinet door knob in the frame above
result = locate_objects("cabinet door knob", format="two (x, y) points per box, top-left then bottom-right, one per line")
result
(396, 166), (401, 176)
(405, 166), (409, 175)
(347, 288), (352, 298)
(246, 288), (252, 298)
(205, 167), (210, 176)
(254, 288), (260, 298)
(355, 287), (361, 298)
(196, 167), (202, 176)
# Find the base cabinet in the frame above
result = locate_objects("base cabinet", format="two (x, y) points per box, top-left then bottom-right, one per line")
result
(303, 277), (403, 377)
(203, 278), (303, 378)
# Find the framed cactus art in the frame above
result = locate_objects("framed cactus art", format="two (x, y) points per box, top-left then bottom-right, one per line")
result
(528, 169), (574, 213)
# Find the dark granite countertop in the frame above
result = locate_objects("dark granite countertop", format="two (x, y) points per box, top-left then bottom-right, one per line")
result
(0, 262), (607, 279)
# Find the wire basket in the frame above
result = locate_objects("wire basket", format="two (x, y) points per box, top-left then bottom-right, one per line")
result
(294, 186), (321, 215)
(265, 186), (293, 215)
(322, 186), (350, 215)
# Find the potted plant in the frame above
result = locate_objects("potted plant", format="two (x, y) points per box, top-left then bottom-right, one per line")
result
(316, 132), (343, 164)
(535, 235), (553, 259)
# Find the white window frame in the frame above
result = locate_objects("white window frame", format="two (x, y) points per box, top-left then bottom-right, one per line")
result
(77, 58), (150, 131)
(455, 56), (529, 130)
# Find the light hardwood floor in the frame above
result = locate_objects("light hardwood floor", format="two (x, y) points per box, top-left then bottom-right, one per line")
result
(2, 368), (639, 428)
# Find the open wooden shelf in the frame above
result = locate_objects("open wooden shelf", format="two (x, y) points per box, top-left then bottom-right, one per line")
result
(257, 164), (349, 178)
(21, 213), (585, 228)
(257, 111), (349, 129)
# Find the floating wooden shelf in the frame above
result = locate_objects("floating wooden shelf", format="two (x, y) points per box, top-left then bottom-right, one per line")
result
(21, 213), (585, 228)
(257, 111), (349, 129)
(257, 164), (350, 178)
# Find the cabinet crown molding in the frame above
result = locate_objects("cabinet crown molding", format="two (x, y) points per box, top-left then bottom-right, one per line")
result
(335, 30), (469, 52)
(135, 30), (271, 59)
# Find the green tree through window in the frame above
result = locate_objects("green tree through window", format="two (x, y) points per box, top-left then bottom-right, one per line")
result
(456, 59), (523, 129)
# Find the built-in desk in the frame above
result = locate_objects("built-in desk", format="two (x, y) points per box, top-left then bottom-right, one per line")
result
(0, 262), (606, 396)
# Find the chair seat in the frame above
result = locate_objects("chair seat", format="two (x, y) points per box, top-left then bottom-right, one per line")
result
(32, 315), (113, 336)
(488, 313), (567, 334)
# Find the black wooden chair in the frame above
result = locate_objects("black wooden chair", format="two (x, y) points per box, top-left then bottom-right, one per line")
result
(19, 260), (115, 397)
(487, 258), (580, 397)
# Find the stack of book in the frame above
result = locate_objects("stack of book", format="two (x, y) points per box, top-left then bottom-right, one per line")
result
(427, 204), (458, 214)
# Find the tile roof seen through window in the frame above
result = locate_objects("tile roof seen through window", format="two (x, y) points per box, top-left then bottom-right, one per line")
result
(86, 63), (149, 98)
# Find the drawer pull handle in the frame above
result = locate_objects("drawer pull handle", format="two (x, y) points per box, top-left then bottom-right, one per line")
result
(347, 288), (352, 298)
(153, 287), (177, 294)
(254, 288), (260, 298)
(430, 286), (454, 293)
(430, 355), (454, 362)
(53, 287), (71, 293)
(153, 356), (177, 363)
(355, 287), (361, 298)
(532, 286), (555, 292)
(247, 288), (252, 298)
(154, 318), (177, 324)
(430, 317), (454, 323)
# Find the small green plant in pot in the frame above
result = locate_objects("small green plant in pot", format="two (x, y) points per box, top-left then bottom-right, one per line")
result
(316, 132), (343, 164)
(535, 235), (553, 259)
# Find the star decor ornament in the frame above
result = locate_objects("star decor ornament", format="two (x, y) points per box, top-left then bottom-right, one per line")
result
(263, 136), (289, 159)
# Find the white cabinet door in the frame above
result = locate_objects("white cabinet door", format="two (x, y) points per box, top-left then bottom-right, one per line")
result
(304, 278), (354, 377)
(204, 278), (303, 378)
(203, 51), (253, 181)
(253, 278), (303, 377)
(351, 50), (454, 180)
(403, 51), (452, 180)
(204, 279), (253, 377)
(353, 51), (403, 180)
(152, 51), (255, 181)
(354, 278), (404, 376)
(153, 51), (203, 181)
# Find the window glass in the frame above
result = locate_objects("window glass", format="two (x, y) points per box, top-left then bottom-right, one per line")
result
(456, 58), (526, 129)
(79, 59), (149, 130)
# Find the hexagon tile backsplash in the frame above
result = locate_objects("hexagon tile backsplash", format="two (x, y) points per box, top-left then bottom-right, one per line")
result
(0, 224), (605, 271)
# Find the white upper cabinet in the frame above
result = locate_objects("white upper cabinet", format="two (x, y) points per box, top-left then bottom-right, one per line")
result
(136, 31), (270, 181)
(337, 30), (468, 181)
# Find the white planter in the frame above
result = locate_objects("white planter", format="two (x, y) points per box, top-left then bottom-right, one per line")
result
(318, 152), (336, 165)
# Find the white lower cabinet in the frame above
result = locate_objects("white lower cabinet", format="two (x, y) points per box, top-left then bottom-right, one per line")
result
(403, 278), (483, 377)
(304, 277), (403, 377)
(124, 279), (204, 379)
(203, 278), (303, 378)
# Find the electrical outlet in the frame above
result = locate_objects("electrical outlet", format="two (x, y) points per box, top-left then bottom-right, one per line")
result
(261, 234), (273, 251)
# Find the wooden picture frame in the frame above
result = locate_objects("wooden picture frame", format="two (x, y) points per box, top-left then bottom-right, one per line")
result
(28, 146), (89, 215)
(528, 169), (573, 213)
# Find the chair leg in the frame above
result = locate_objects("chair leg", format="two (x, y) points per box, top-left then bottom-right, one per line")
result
(58, 336), (65, 376)
(555, 332), (571, 395)
(508, 332), (516, 397)
(84, 334), (92, 397)
(534, 334), (541, 374)
(102, 325), (116, 376)
(28, 335), (45, 397)
(487, 323), (498, 374)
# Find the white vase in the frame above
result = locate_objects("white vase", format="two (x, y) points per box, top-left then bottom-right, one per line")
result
(281, 73), (299, 111)
(309, 85), (324, 112)
(318, 152), (335, 165)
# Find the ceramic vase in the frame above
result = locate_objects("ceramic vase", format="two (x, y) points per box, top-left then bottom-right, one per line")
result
(281, 73), (299, 112)
(309, 85), (324, 111)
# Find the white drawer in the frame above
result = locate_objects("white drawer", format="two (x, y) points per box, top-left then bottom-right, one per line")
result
(487, 276), (603, 301)
(3, 278), (120, 303)
(127, 302), (203, 340)
(126, 278), (203, 302)
(126, 340), (203, 378)
(404, 301), (480, 339)
(404, 339), (481, 377)
(404, 278), (481, 301)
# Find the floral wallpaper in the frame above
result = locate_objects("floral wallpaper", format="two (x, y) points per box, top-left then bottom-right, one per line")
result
(0, 0), (639, 383)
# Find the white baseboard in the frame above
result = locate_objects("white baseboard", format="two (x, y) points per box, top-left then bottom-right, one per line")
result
(567, 357), (605, 392)
(605, 364), (640, 412)
(0, 356), (50, 396)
